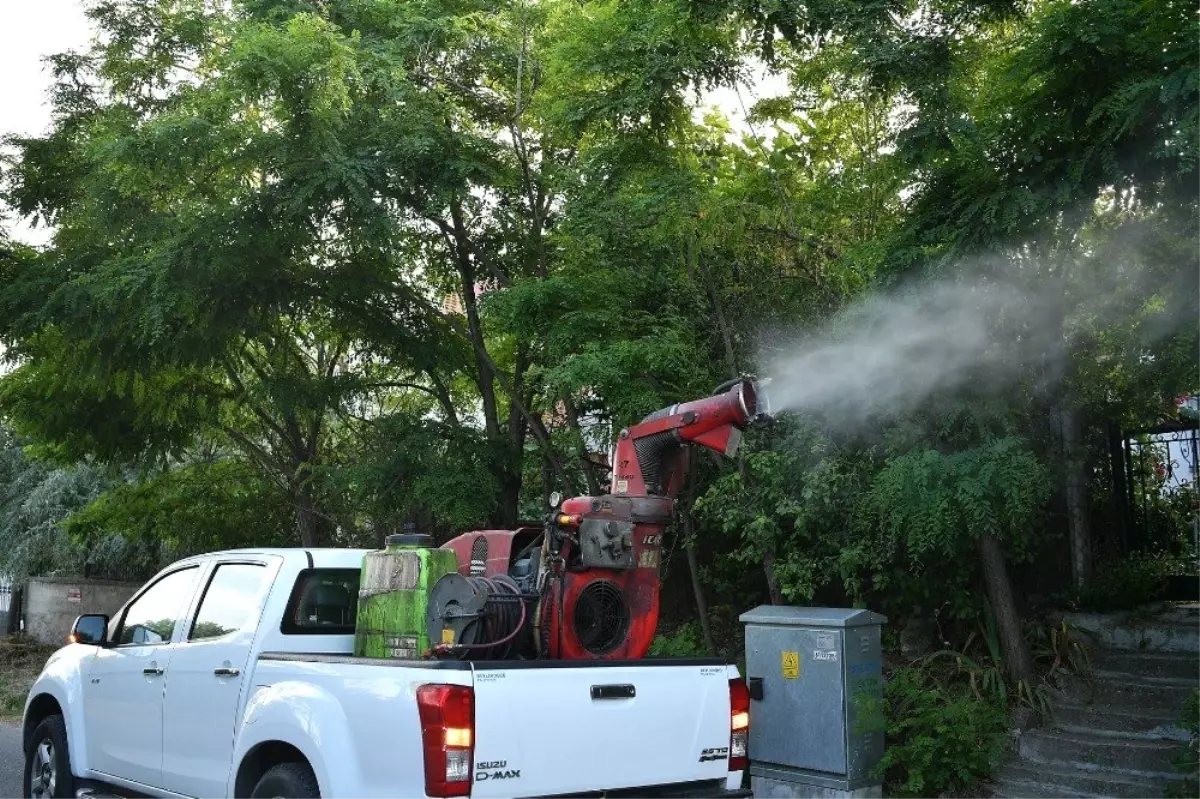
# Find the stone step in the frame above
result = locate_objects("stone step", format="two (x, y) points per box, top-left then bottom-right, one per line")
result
(1056, 672), (1196, 714)
(1052, 701), (1191, 741)
(1091, 666), (1199, 688)
(1065, 611), (1200, 653)
(1089, 648), (1199, 681)
(989, 779), (1091, 798)
(1018, 729), (1180, 779)
(992, 760), (1164, 798)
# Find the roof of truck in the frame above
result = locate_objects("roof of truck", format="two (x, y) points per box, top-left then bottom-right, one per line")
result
(174, 548), (370, 568)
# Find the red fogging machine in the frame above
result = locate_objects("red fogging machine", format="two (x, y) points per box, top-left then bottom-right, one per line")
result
(431, 378), (770, 661)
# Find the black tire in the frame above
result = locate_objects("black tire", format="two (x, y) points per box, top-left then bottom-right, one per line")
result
(250, 762), (320, 799)
(22, 714), (74, 799)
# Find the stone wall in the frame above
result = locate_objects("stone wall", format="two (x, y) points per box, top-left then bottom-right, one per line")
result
(25, 576), (142, 645)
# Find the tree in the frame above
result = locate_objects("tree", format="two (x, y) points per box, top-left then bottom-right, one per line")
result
(0, 427), (160, 580)
(858, 438), (1050, 683)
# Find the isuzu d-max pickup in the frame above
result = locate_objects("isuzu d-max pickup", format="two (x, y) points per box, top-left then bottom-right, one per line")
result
(22, 548), (750, 798)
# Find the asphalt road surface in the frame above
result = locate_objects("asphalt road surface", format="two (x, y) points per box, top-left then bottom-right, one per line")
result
(0, 722), (21, 797)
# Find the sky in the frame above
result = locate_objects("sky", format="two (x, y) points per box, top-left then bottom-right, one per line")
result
(1, 0), (92, 246)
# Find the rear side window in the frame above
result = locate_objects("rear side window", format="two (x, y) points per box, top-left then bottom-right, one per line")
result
(189, 563), (270, 642)
(281, 569), (360, 635)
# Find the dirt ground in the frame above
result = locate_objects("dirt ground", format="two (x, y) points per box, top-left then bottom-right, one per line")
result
(0, 636), (57, 722)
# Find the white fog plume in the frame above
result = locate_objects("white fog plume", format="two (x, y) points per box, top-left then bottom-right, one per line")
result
(761, 279), (1033, 427)
(758, 250), (1196, 430)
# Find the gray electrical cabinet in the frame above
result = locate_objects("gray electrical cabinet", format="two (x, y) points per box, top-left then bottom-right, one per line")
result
(739, 606), (887, 798)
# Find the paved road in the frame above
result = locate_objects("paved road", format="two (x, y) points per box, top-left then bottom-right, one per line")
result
(1, 722), (21, 797)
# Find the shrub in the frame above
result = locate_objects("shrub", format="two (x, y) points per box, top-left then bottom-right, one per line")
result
(0, 635), (58, 719)
(1069, 554), (1171, 612)
(875, 665), (1009, 798)
(1165, 689), (1199, 798)
(648, 621), (710, 658)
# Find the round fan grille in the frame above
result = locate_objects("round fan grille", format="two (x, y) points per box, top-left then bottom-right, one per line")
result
(572, 580), (630, 656)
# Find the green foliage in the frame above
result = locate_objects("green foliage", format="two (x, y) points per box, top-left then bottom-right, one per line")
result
(1165, 689), (1199, 798)
(926, 600), (1055, 715)
(333, 414), (501, 538)
(63, 459), (293, 554)
(0, 637), (58, 718)
(647, 621), (709, 659)
(1067, 554), (1173, 613)
(1027, 619), (1092, 682)
(876, 665), (1010, 798)
(849, 437), (1050, 618)
(861, 438), (1050, 560)
(0, 428), (158, 580)
(694, 420), (874, 607)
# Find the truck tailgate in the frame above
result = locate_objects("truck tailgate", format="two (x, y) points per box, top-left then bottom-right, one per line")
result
(470, 661), (735, 797)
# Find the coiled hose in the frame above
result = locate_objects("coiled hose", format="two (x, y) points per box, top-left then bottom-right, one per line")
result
(435, 575), (528, 660)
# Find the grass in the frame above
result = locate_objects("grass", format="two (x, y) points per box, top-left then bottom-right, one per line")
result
(0, 635), (59, 722)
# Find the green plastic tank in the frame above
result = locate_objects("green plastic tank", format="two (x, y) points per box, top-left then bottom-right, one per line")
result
(354, 532), (458, 659)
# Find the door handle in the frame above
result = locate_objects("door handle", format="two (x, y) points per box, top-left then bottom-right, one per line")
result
(213, 667), (241, 677)
(143, 667), (164, 676)
(590, 684), (635, 700)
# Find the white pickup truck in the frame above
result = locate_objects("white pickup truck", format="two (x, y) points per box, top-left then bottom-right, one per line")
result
(22, 548), (750, 799)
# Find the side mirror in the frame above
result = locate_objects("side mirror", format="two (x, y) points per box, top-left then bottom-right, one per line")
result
(70, 614), (109, 646)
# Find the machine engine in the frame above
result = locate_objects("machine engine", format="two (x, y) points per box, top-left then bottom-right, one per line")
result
(428, 378), (766, 660)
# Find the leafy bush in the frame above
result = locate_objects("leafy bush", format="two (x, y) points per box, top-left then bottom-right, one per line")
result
(1165, 689), (1199, 798)
(1027, 618), (1092, 681)
(648, 621), (710, 658)
(1068, 554), (1171, 612)
(0, 636), (58, 719)
(875, 665), (1009, 798)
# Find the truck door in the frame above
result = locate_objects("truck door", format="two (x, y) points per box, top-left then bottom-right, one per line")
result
(82, 565), (203, 787)
(159, 559), (276, 798)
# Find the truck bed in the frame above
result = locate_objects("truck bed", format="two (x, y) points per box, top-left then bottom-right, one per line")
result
(254, 652), (748, 797)
(259, 651), (732, 670)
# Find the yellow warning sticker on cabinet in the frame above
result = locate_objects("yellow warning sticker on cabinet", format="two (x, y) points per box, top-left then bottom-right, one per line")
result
(442, 628), (455, 645)
(781, 650), (800, 679)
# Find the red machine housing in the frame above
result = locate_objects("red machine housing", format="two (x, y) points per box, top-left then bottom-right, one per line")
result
(545, 494), (673, 660)
(436, 379), (760, 661)
(440, 527), (540, 578)
(544, 379), (760, 660)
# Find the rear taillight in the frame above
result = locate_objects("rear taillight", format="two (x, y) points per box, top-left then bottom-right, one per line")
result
(729, 677), (750, 771)
(417, 684), (475, 797)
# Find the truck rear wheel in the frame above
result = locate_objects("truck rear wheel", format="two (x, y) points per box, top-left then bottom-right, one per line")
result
(250, 762), (320, 798)
(23, 714), (74, 799)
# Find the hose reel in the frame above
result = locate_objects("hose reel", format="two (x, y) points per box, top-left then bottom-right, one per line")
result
(427, 573), (531, 659)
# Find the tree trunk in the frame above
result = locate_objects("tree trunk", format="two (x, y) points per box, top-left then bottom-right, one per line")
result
(1061, 405), (1094, 588)
(763, 548), (784, 605)
(680, 477), (716, 655)
(451, 199), (502, 442)
(688, 241), (783, 606)
(295, 477), (323, 548)
(564, 396), (601, 495)
(1046, 255), (1093, 587)
(1107, 420), (1133, 555)
(977, 531), (1034, 684)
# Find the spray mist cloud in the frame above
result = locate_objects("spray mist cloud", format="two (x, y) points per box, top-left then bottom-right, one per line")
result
(758, 251), (1196, 430)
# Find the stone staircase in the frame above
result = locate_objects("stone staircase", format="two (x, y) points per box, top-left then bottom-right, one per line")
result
(990, 604), (1199, 798)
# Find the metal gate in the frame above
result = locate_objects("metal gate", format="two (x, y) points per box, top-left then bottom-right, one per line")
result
(0, 575), (12, 635)
(1105, 417), (1199, 602)
(1111, 420), (1199, 560)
